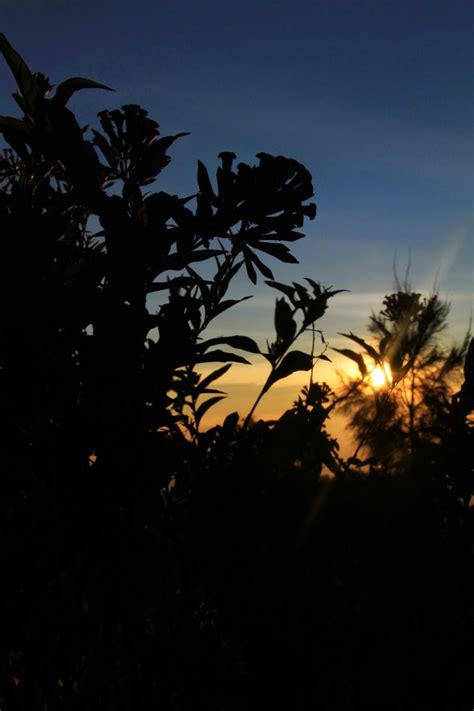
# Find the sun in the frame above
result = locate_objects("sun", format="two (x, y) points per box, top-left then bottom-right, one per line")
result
(368, 363), (392, 388)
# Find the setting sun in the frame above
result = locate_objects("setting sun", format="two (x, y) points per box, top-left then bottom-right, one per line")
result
(368, 363), (392, 388)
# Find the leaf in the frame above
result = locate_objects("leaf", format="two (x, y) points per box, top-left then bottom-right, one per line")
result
(275, 298), (296, 344)
(0, 34), (40, 111)
(2, 131), (30, 162)
(323, 453), (342, 476)
(254, 241), (299, 263)
(243, 248), (257, 284)
(276, 230), (305, 242)
(199, 335), (260, 354)
(249, 250), (274, 279)
(304, 278), (322, 296)
(327, 289), (349, 297)
(338, 332), (380, 364)
(216, 152), (237, 200)
(332, 347), (367, 377)
(136, 133), (190, 181)
(222, 411), (239, 436)
(53, 77), (114, 106)
(0, 116), (32, 159)
(253, 230), (306, 243)
(0, 115), (31, 137)
(303, 298), (330, 326)
(293, 281), (309, 304)
(186, 266), (211, 302)
(379, 335), (391, 356)
(199, 363), (232, 390)
(195, 396), (226, 427)
(92, 128), (117, 167)
(197, 160), (217, 202)
(154, 132), (190, 152)
(221, 258), (244, 285)
(211, 295), (252, 318)
(265, 280), (296, 301)
(194, 350), (251, 365)
(268, 350), (313, 386)
(317, 354), (332, 362)
(196, 193), (214, 234)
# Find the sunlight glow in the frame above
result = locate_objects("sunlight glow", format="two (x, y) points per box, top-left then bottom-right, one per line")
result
(368, 363), (392, 388)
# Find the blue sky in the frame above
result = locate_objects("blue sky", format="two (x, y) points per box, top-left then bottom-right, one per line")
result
(1, 0), (472, 432)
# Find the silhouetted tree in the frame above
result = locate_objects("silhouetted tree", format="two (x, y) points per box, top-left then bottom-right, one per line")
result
(336, 273), (470, 471)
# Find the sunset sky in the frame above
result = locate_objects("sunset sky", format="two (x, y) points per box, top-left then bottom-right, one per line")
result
(1, 0), (472, 445)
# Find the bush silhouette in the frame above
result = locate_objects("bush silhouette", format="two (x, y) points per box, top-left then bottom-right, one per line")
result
(0, 34), (343, 708)
(1, 34), (473, 710)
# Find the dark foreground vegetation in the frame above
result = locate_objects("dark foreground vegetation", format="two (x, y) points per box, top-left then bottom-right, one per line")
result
(0, 35), (473, 709)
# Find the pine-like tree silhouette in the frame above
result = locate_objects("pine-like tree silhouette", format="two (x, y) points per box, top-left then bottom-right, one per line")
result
(336, 272), (470, 471)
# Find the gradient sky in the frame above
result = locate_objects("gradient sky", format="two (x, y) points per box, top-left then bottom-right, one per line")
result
(1, 0), (472, 443)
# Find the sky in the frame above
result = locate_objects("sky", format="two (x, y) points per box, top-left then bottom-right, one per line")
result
(1, 0), (472, 446)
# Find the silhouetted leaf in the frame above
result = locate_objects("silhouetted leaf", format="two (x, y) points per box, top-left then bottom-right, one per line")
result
(200, 387), (226, 395)
(195, 396), (226, 426)
(303, 298), (331, 326)
(275, 298), (296, 344)
(184, 266), (210, 304)
(136, 133), (189, 181)
(249, 250), (274, 279)
(323, 453), (342, 476)
(332, 347), (367, 376)
(276, 230), (305, 242)
(243, 248), (257, 284)
(196, 193), (214, 236)
(268, 350), (313, 385)
(294, 281), (312, 303)
(339, 332), (380, 364)
(216, 151), (236, 200)
(53, 77), (114, 106)
(195, 350), (251, 364)
(327, 289), (349, 297)
(265, 280), (296, 301)
(199, 363), (232, 390)
(255, 241), (299, 263)
(304, 277), (322, 296)
(0, 116), (32, 160)
(155, 132), (190, 152)
(211, 295), (252, 318)
(379, 334), (391, 356)
(0, 115), (31, 138)
(317, 354), (332, 362)
(0, 33), (40, 111)
(222, 411), (239, 437)
(197, 160), (217, 202)
(198, 335), (260, 354)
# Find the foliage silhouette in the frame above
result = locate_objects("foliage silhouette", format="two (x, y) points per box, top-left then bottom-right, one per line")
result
(0, 34), (343, 708)
(336, 272), (470, 473)
(1, 34), (473, 710)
